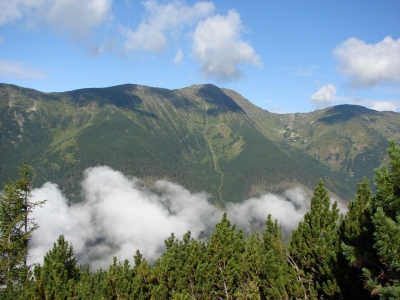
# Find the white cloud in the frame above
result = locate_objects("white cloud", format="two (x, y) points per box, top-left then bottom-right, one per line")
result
(173, 47), (184, 63)
(0, 35), (3, 44)
(0, 59), (47, 79)
(333, 36), (400, 88)
(192, 9), (261, 80)
(46, 0), (112, 40)
(372, 101), (397, 112)
(227, 187), (309, 235)
(0, 0), (25, 25)
(123, 0), (215, 52)
(29, 166), (313, 269)
(0, 0), (112, 41)
(309, 84), (337, 106)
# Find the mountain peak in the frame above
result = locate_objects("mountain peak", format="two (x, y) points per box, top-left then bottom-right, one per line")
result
(318, 104), (382, 124)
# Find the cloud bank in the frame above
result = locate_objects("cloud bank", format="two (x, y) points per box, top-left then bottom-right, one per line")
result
(334, 36), (400, 88)
(29, 166), (316, 269)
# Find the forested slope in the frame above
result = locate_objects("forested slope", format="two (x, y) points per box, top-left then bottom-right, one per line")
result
(1, 83), (400, 202)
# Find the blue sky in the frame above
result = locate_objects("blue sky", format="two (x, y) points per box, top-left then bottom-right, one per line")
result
(0, 0), (399, 113)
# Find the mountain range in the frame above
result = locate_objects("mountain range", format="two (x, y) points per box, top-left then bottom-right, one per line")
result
(1, 83), (399, 203)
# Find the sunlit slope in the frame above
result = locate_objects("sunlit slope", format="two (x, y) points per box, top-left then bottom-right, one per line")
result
(276, 105), (400, 187)
(224, 88), (400, 191)
(2, 83), (398, 202)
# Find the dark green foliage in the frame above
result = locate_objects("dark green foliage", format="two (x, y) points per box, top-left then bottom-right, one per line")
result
(339, 177), (375, 298)
(341, 178), (374, 256)
(364, 208), (400, 299)
(289, 179), (342, 298)
(202, 213), (245, 298)
(244, 215), (303, 299)
(130, 250), (155, 299)
(0, 162), (45, 291)
(32, 235), (81, 299)
(98, 258), (136, 299)
(374, 140), (400, 219)
(361, 140), (400, 298)
(339, 140), (400, 299)
(152, 232), (207, 298)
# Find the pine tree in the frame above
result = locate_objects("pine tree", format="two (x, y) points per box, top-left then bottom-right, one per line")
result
(242, 215), (303, 299)
(0, 162), (45, 289)
(262, 215), (304, 299)
(339, 177), (375, 298)
(151, 234), (178, 299)
(32, 235), (81, 299)
(362, 140), (400, 298)
(240, 234), (263, 299)
(289, 179), (342, 299)
(364, 208), (400, 298)
(201, 213), (245, 299)
(131, 250), (155, 299)
(98, 257), (136, 299)
(152, 231), (207, 299)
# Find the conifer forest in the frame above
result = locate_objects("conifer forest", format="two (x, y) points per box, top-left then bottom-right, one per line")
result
(1, 141), (400, 299)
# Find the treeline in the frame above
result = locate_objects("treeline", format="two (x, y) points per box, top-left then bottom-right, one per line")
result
(1, 142), (400, 299)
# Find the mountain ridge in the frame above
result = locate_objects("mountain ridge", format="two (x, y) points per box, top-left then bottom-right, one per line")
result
(1, 83), (399, 203)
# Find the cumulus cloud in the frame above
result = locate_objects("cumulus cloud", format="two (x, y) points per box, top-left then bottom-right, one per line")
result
(46, 0), (112, 40)
(123, 0), (215, 52)
(372, 101), (397, 112)
(28, 166), (321, 269)
(0, 0), (112, 40)
(192, 9), (261, 80)
(309, 84), (337, 106)
(0, 59), (47, 79)
(333, 36), (400, 88)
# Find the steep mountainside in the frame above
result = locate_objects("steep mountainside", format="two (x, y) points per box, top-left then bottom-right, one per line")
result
(223, 89), (400, 189)
(1, 83), (399, 203)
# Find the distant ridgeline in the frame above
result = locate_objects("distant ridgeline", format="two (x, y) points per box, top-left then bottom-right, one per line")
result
(1, 83), (400, 203)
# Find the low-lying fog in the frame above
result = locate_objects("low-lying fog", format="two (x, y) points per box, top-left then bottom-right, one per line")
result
(29, 166), (347, 270)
